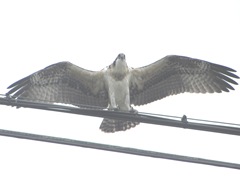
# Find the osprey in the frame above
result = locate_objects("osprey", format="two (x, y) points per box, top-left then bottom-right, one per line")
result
(6, 54), (239, 132)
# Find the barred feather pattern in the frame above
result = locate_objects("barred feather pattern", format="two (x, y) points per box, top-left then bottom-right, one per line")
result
(100, 118), (140, 132)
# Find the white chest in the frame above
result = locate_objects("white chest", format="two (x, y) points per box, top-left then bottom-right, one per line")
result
(104, 73), (131, 110)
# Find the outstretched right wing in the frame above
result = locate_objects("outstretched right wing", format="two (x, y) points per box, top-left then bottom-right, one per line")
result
(6, 62), (109, 108)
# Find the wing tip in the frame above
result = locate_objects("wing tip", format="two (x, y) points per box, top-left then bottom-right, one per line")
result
(7, 76), (29, 89)
(6, 75), (31, 99)
(212, 63), (239, 78)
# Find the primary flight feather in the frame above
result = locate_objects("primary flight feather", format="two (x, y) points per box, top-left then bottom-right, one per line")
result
(6, 54), (239, 132)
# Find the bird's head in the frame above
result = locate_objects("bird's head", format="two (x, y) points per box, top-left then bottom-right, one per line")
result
(116, 53), (126, 60)
(108, 53), (129, 77)
(110, 53), (128, 69)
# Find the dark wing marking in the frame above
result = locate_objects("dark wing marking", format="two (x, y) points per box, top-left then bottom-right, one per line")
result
(129, 55), (239, 106)
(7, 62), (108, 108)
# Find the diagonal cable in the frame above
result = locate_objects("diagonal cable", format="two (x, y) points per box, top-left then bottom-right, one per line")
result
(0, 128), (240, 170)
(0, 96), (240, 136)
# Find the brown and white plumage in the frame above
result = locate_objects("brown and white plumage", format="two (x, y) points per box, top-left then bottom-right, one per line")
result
(6, 54), (239, 132)
(7, 62), (108, 108)
(129, 55), (239, 105)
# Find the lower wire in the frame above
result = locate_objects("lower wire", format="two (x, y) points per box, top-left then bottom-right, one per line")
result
(0, 128), (240, 170)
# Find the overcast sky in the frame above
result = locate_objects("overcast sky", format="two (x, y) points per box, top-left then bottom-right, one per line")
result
(0, 0), (240, 179)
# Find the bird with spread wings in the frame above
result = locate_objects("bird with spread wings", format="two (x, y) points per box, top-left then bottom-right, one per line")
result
(6, 54), (239, 132)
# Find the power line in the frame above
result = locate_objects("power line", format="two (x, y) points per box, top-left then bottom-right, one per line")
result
(1, 95), (240, 169)
(0, 128), (239, 170)
(2, 93), (239, 128)
(139, 112), (240, 127)
(0, 95), (240, 136)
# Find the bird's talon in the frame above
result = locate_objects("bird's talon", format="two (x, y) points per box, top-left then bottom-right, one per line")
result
(108, 107), (119, 111)
(130, 107), (138, 114)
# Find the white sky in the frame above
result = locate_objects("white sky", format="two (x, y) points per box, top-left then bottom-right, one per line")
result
(0, 0), (240, 179)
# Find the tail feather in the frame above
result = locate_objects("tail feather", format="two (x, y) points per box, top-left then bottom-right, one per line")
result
(100, 118), (140, 133)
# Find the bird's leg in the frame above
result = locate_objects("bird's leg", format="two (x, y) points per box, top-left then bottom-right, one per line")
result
(130, 106), (138, 114)
(108, 96), (119, 111)
(108, 105), (120, 111)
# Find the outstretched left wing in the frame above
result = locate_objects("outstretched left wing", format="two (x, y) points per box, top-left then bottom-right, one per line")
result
(129, 55), (239, 106)
(6, 61), (109, 108)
